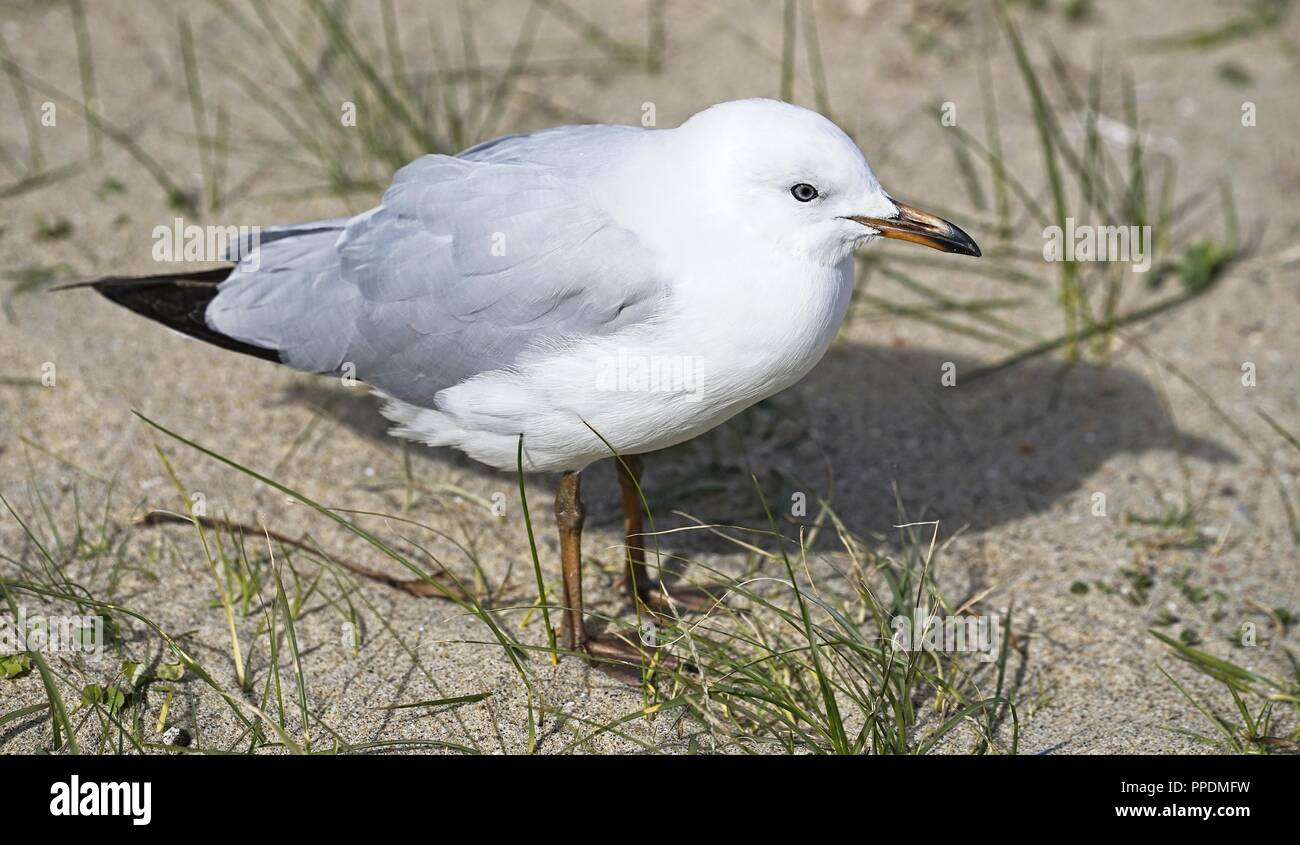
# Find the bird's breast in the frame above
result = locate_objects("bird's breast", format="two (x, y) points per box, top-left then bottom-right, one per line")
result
(661, 252), (854, 416)
(445, 252), (856, 464)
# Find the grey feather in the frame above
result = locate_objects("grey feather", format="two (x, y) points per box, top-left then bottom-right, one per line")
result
(206, 126), (665, 408)
(220, 217), (350, 263)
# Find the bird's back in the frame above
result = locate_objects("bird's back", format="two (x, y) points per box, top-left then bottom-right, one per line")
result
(199, 121), (669, 410)
(458, 123), (647, 169)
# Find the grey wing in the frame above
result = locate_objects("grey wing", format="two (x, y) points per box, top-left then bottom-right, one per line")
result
(206, 148), (665, 409)
(458, 123), (645, 167)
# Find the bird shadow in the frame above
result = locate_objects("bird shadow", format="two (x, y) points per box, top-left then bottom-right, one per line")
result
(275, 342), (1235, 552)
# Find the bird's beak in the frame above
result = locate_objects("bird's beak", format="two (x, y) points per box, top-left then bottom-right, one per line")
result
(850, 199), (981, 257)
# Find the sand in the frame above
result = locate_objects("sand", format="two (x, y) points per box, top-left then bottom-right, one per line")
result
(1, 0), (1298, 754)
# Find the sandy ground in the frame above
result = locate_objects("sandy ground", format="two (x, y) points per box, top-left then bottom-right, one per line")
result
(2, 0), (1299, 753)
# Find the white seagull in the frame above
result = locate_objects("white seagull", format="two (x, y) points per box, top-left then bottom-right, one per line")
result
(81, 99), (979, 667)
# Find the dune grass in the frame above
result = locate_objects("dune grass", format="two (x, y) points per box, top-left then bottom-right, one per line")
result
(2, 413), (1018, 754)
(0, 444), (495, 754)
(618, 509), (1020, 754)
(851, 1), (1247, 380)
(0, 0), (663, 214)
(1154, 630), (1299, 753)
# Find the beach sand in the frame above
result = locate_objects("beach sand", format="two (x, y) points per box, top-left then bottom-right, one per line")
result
(1, 0), (1297, 754)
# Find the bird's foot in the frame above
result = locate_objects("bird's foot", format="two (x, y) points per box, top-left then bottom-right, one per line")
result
(580, 629), (696, 680)
(629, 581), (723, 619)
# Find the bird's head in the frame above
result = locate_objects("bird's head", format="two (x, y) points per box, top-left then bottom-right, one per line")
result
(675, 99), (980, 265)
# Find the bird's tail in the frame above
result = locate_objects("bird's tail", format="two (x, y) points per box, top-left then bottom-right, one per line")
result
(56, 268), (281, 363)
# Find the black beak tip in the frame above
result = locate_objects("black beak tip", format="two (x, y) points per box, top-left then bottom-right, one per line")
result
(950, 225), (981, 258)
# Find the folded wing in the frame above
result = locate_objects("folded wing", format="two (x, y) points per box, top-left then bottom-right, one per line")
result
(207, 129), (664, 409)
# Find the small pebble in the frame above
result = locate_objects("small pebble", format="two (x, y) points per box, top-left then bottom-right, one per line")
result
(162, 726), (193, 747)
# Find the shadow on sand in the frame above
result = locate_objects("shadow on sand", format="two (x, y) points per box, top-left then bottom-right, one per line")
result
(274, 342), (1234, 552)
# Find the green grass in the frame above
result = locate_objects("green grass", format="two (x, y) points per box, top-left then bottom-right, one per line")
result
(0, 446), (497, 754)
(201, 0), (657, 205)
(634, 509), (1020, 754)
(1154, 631), (1299, 753)
(849, 1), (1245, 379)
(1140, 0), (1293, 52)
(0, 0), (662, 212)
(1, 411), (1020, 755)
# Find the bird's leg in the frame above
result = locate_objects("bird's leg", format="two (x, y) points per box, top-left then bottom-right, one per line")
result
(557, 465), (649, 672)
(555, 466), (659, 671)
(616, 454), (651, 605)
(582, 456), (700, 676)
(554, 470), (586, 651)
(614, 455), (717, 617)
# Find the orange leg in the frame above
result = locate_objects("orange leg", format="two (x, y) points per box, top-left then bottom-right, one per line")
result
(616, 454), (651, 604)
(564, 458), (700, 676)
(554, 470), (586, 650)
(614, 455), (717, 616)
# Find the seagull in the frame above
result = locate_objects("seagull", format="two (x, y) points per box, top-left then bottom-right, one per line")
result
(78, 98), (979, 668)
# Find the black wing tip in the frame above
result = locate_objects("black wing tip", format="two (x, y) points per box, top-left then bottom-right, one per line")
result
(51, 279), (99, 293)
(74, 268), (283, 365)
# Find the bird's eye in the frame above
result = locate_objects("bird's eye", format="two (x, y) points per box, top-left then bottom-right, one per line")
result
(790, 183), (819, 203)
